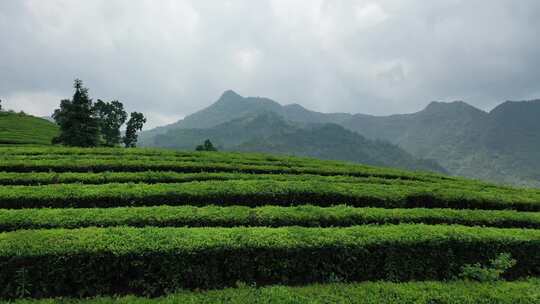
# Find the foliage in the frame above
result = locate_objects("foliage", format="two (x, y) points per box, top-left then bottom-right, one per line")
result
(0, 112), (58, 145)
(8, 280), (540, 304)
(52, 79), (100, 147)
(123, 112), (146, 148)
(0, 205), (539, 232)
(195, 139), (217, 151)
(94, 100), (127, 146)
(0, 147), (539, 211)
(0, 225), (539, 297)
(0, 146), (538, 300)
(51, 80), (145, 148)
(0, 177), (539, 210)
(460, 253), (517, 282)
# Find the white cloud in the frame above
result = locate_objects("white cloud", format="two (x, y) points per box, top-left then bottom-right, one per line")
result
(354, 2), (389, 29)
(1, 0), (540, 127)
(233, 48), (263, 73)
(1, 91), (63, 117)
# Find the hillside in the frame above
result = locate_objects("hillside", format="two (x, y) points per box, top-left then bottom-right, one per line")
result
(0, 112), (58, 145)
(0, 146), (539, 302)
(235, 117), (446, 173)
(342, 99), (540, 186)
(150, 112), (446, 173)
(141, 92), (540, 186)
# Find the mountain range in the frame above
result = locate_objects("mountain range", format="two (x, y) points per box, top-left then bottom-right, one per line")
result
(140, 90), (540, 186)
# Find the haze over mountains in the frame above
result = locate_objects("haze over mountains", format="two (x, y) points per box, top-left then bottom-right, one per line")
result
(140, 91), (540, 186)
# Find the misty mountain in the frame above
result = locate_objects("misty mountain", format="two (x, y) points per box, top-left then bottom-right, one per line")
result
(234, 116), (446, 173)
(150, 112), (446, 173)
(341, 99), (540, 186)
(139, 90), (351, 145)
(140, 91), (540, 186)
(151, 112), (297, 150)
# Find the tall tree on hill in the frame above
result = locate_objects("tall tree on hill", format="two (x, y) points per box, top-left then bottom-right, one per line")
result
(95, 99), (127, 146)
(123, 112), (146, 148)
(52, 79), (99, 146)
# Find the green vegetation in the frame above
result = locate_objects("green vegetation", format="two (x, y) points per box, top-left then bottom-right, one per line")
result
(52, 79), (146, 147)
(123, 112), (146, 148)
(0, 146), (538, 301)
(1, 225), (539, 297)
(1, 179), (539, 210)
(0, 112), (58, 145)
(94, 100), (127, 147)
(460, 253), (517, 282)
(7, 280), (540, 303)
(0, 206), (538, 232)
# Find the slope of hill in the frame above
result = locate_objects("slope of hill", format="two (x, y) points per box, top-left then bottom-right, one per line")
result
(235, 118), (446, 173)
(141, 92), (540, 186)
(342, 99), (540, 186)
(0, 146), (539, 302)
(151, 112), (446, 173)
(0, 112), (58, 145)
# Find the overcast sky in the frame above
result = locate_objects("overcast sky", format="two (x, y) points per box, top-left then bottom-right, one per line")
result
(1, 0), (540, 129)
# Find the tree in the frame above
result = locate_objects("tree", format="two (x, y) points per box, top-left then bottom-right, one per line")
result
(52, 79), (100, 147)
(123, 112), (146, 148)
(95, 99), (127, 146)
(0, 99), (3, 111)
(196, 139), (218, 151)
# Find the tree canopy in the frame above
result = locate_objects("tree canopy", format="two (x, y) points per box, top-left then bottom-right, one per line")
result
(123, 112), (146, 148)
(95, 100), (127, 146)
(53, 79), (145, 147)
(52, 80), (100, 147)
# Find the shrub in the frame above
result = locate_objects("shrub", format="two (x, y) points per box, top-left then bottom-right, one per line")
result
(460, 253), (517, 282)
(0, 225), (539, 298)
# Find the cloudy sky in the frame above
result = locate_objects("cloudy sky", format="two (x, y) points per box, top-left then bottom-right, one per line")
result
(1, 0), (540, 129)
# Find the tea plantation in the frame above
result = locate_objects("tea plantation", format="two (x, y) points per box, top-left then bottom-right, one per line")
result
(0, 113), (58, 146)
(1, 146), (539, 303)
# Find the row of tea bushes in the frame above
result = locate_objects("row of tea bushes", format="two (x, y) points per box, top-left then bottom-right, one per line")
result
(1, 224), (539, 298)
(0, 205), (539, 231)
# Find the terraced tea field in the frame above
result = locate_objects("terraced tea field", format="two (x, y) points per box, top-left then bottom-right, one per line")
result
(1, 146), (540, 303)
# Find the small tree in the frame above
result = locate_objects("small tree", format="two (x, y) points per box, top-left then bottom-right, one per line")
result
(123, 112), (146, 148)
(95, 99), (127, 146)
(0, 99), (3, 111)
(196, 139), (218, 151)
(52, 79), (100, 147)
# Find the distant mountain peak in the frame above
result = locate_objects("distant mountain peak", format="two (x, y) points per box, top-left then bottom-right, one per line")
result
(422, 100), (485, 116)
(284, 103), (305, 109)
(220, 90), (242, 100)
(490, 99), (540, 112)
(426, 100), (468, 109)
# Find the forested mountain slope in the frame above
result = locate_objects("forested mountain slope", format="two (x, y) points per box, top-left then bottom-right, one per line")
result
(151, 112), (446, 173)
(141, 91), (540, 186)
